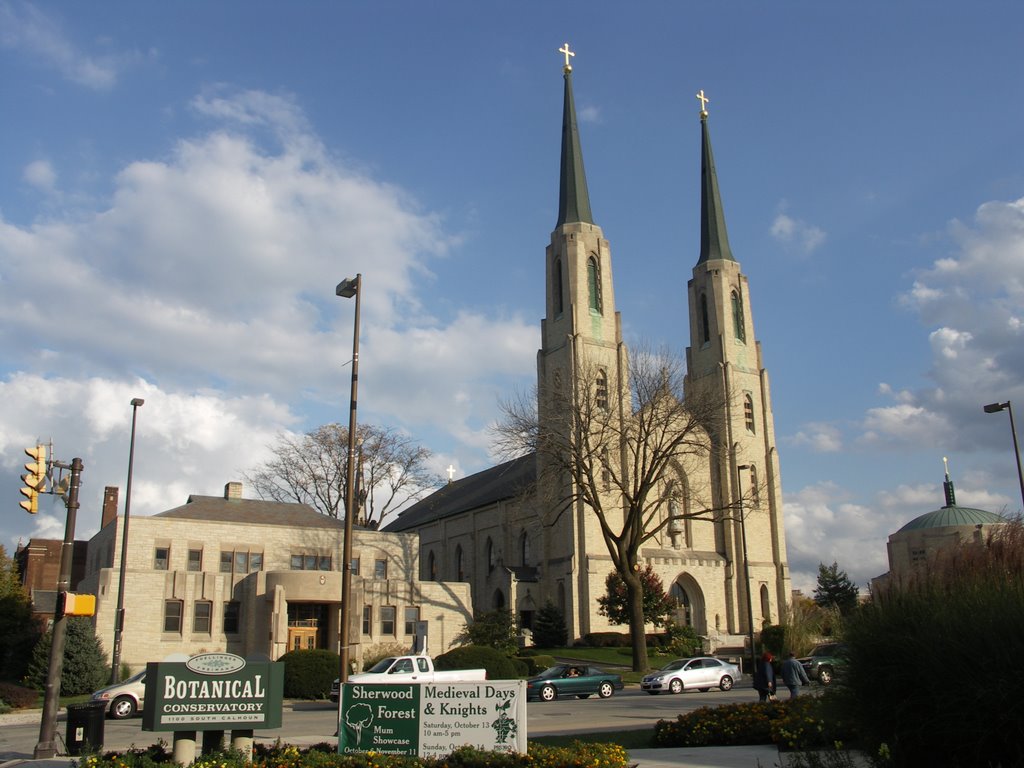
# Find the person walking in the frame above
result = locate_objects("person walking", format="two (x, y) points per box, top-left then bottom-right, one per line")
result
(752, 651), (776, 702)
(781, 651), (810, 698)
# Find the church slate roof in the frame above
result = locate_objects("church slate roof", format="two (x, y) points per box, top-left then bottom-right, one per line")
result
(897, 505), (1004, 533)
(384, 454), (536, 532)
(156, 495), (346, 530)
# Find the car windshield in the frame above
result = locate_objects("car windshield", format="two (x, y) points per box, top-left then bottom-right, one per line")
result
(367, 657), (398, 673)
(537, 666), (568, 679)
(810, 645), (838, 656)
(661, 659), (688, 671)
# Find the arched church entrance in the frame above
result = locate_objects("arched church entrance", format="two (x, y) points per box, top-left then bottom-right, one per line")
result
(669, 574), (707, 634)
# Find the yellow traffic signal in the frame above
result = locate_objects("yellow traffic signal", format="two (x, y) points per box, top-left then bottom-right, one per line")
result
(62, 593), (97, 617)
(19, 444), (46, 514)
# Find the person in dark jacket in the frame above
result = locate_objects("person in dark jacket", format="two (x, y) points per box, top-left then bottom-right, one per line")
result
(781, 651), (810, 698)
(752, 651), (776, 702)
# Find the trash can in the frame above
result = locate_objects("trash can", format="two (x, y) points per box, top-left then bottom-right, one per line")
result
(66, 701), (106, 755)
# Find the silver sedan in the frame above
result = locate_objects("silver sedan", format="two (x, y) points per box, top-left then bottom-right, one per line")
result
(640, 656), (740, 694)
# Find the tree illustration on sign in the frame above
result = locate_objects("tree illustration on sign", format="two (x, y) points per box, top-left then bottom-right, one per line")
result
(345, 703), (373, 746)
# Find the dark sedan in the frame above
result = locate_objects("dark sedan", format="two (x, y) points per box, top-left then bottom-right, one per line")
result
(526, 664), (624, 702)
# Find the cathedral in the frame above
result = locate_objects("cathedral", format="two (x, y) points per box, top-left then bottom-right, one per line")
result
(386, 49), (791, 651)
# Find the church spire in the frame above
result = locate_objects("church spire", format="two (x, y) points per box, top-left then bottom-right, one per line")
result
(556, 43), (593, 227)
(696, 90), (735, 264)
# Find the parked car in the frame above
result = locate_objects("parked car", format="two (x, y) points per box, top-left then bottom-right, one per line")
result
(525, 664), (624, 702)
(640, 656), (739, 694)
(91, 670), (146, 719)
(798, 642), (848, 686)
(330, 654), (487, 702)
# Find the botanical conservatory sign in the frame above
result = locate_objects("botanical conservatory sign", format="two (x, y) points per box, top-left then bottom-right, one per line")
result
(338, 681), (527, 757)
(142, 654), (284, 731)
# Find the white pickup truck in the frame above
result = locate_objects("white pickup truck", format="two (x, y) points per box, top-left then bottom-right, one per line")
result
(329, 655), (487, 701)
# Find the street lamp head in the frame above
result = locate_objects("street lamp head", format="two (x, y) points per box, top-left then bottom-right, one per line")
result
(131, 398), (145, 407)
(984, 402), (1009, 414)
(737, 464), (751, 471)
(336, 276), (359, 298)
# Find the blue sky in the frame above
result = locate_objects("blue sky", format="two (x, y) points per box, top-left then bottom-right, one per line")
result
(2, 1), (1023, 595)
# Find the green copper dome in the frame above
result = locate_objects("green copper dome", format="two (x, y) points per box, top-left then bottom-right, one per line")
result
(897, 505), (1004, 533)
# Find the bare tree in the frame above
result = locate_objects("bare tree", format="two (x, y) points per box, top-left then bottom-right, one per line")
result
(244, 423), (440, 526)
(494, 345), (742, 672)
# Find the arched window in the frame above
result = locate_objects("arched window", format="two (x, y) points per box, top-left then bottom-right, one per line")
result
(427, 551), (436, 581)
(601, 448), (611, 490)
(520, 531), (530, 566)
(750, 465), (760, 506)
(492, 589), (505, 609)
(760, 584), (771, 621)
(596, 369), (608, 410)
(554, 257), (564, 316)
(731, 289), (746, 342)
(670, 582), (693, 626)
(587, 256), (602, 313)
(699, 293), (710, 344)
(557, 582), (566, 615)
(455, 545), (464, 581)
(486, 538), (495, 572)
(744, 394), (756, 433)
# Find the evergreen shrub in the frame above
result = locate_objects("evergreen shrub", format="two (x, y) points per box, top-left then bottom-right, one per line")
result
(278, 649), (339, 699)
(530, 602), (568, 648)
(23, 617), (108, 695)
(434, 645), (524, 679)
(513, 654), (555, 674)
(581, 631), (629, 647)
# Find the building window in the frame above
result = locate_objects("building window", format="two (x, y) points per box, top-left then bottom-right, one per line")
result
(351, 557), (360, 575)
(427, 551), (437, 581)
(520, 531), (530, 567)
(744, 394), (755, 433)
(163, 600), (183, 633)
(187, 549), (202, 572)
(249, 552), (263, 572)
(374, 559), (387, 580)
(455, 546), (464, 581)
(223, 601), (240, 634)
(380, 606), (396, 635)
(404, 606), (419, 635)
(732, 289), (746, 342)
(700, 293), (710, 344)
(292, 554), (332, 571)
(486, 539), (495, 573)
(587, 256), (602, 313)
(554, 257), (564, 316)
(193, 601), (212, 634)
(596, 369), (608, 410)
(362, 605), (372, 635)
(750, 465), (760, 505)
(220, 552), (233, 573)
(154, 547), (169, 571)
(760, 584), (770, 621)
(234, 551), (248, 572)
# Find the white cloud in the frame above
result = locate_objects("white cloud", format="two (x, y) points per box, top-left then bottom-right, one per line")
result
(0, 2), (144, 89)
(787, 422), (842, 453)
(769, 210), (826, 254)
(578, 105), (601, 123)
(23, 159), (56, 191)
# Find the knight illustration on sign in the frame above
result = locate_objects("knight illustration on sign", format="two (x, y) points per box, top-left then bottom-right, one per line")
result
(490, 699), (517, 744)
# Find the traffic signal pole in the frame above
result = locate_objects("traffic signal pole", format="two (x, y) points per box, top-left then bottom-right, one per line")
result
(34, 457), (84, 760)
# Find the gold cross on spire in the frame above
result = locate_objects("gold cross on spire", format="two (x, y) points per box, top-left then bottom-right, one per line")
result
(696, 89), (709, 116)
(559, 42), (575, 72)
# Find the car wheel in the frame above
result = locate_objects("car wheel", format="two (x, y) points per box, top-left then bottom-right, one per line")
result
(818, 667), (833, 686)
(598, 682), (615, 699)
(110, 695), (137, 719)
(576, 694), (591, 699)
(540, 685), (557, 702)
(719, 675), (734, 692)
(669, 679), (683, 694)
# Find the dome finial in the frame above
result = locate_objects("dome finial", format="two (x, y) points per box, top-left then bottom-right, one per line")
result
(559, 42), (575, 73)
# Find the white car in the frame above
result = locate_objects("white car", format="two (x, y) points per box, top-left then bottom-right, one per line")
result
(91, 670), (146, 718)
(640, 656), (739, 694)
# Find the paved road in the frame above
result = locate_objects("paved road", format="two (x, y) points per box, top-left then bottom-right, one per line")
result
(0, 684), (759, 761)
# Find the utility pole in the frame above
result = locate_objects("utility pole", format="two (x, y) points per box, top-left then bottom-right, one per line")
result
(35, 457), (84, 759)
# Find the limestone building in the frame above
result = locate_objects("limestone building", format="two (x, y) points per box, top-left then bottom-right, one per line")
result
(79, 482), (472, 673)
(386, 55), (791, 651)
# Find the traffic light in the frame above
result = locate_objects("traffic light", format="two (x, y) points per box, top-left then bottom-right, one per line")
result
(61, 593), (97, 617)
(19, 444), (47, 514)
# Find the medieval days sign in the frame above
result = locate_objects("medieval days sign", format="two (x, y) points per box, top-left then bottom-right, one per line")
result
(339, 681), (527, 757)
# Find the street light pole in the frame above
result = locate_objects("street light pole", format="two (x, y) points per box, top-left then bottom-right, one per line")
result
(110, 397), (144, 684)
(336, 274), (362, 686)
(736, 463), (756, 676)
(983, 400), (1024, 511)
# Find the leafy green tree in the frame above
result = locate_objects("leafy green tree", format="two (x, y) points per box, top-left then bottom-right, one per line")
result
(531, 602), (568, 648)
(597, 564), (675, 629)
(454, 609), (519, 655)
(24, 617), (108, 695)
(0, 545), (39, 683)
(812, 561), (859, 615)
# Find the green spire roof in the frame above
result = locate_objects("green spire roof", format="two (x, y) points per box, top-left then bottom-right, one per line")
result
(556, 67), (593, 227)
(697, 110), (735, 264)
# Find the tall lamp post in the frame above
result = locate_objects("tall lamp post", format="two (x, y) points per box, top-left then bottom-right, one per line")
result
(110, 397), (144, 684)
(336, 274), (362, 686)
(736, 463), (756, 675)
(983, 400), (1024, 511)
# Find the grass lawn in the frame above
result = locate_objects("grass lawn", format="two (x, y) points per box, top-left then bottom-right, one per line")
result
(529, 729), (656, 750)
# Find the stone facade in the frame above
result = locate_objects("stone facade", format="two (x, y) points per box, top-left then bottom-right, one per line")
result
(79, 483), (472, 674)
